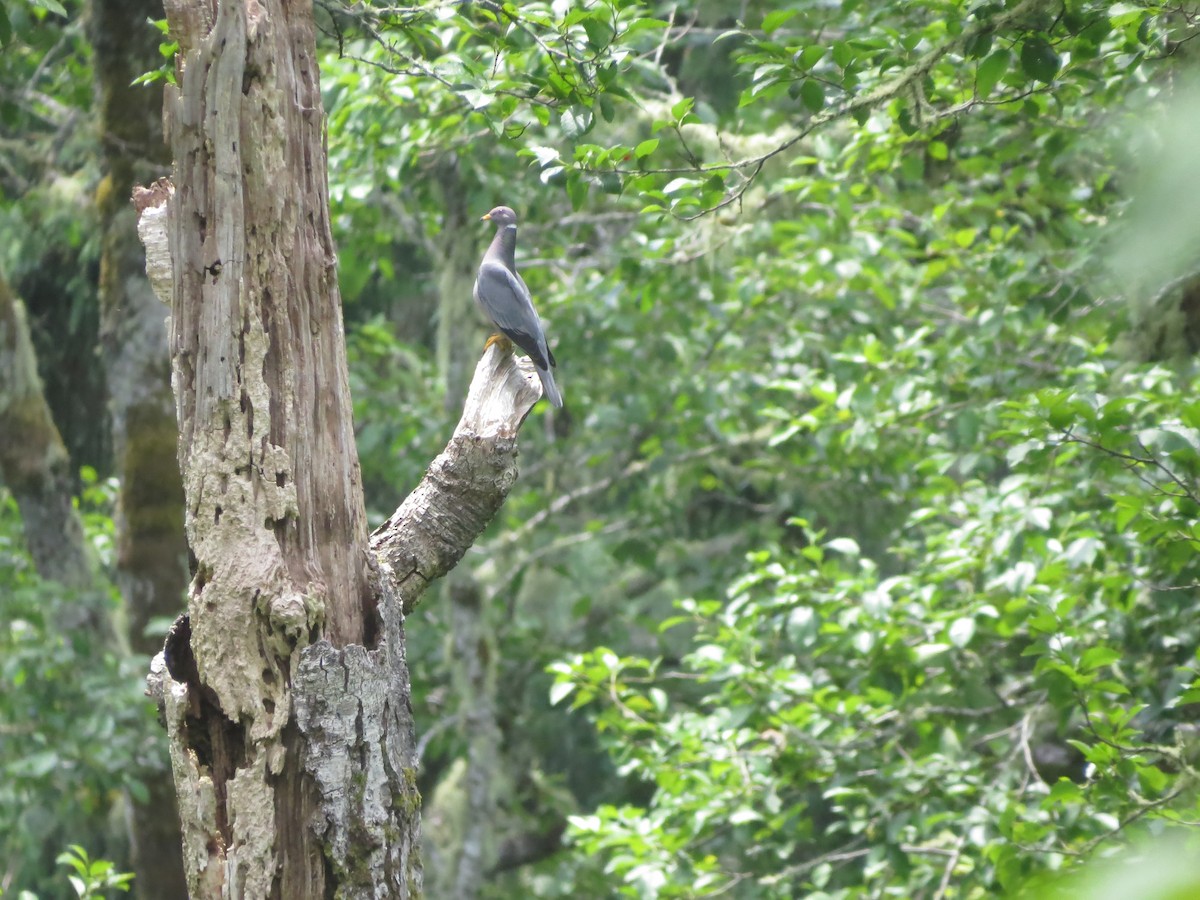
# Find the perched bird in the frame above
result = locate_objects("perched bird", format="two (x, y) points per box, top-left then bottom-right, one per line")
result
(473, 205), (563, 408)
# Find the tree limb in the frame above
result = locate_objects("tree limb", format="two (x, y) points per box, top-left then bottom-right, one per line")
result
(137, 177), (545, 618)
(370, 341), (543, 614)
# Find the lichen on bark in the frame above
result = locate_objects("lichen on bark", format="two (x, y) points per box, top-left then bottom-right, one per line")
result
(137, 0), (550, 893)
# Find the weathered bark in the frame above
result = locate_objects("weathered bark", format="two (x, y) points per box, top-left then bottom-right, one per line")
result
(140, 0), (416, 886)
(370, 343), (541, 615)
(136, 0), (551, 892)
(0, 271), (91, 589)
(142, 177), (543, 893)
(88, 0), (190, 892)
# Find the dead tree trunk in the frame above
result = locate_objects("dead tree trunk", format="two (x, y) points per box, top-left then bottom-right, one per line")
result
(135, 0), (549, 894)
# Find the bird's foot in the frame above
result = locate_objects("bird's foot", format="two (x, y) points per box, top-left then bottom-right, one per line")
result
(484, 333), (514, 353)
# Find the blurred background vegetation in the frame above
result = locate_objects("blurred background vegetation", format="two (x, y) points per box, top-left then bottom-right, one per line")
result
(4, 0), (1200, 896)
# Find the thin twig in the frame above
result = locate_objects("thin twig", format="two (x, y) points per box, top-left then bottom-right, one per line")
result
(932, 833), (968, 900)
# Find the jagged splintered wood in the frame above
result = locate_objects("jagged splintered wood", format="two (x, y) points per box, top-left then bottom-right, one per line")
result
(134, 0), (545, 894)
(371, 343), (542, 615)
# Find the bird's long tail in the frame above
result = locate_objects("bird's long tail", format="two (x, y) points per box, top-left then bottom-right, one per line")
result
(537, 366), (563, 408)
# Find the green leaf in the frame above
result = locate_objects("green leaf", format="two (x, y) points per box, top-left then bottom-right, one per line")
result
(1137, 16), (1154, 44)
(662, 177), (697, 194)
(528, 145), (561, 167)
(1063, 537), (1100, 568)
(965, 31), (992, 59)
(1137, 761), (1169, 793)
(0, 4), (12, 47)
(800, 79), (825, 113)
(598, 93), (616, 123)
(977, 49), (1010, 98)
(582, 18), (611, 51)
(762, 9), (796, 34)
(798, 45), (826, 70)
(1046, 778), (1082, 805)
(621, 17), (670, 37)
(915, 643), (951, 662)
(635, 138), (660, 158)
(948, 617), (975, 648)
(824, 537), (859, 556)
(1079, 646), (1121, 672)
(30, 0), (67, 15)
(549, 680), (576, 706)
(728, 807), (760, 824)
(1020, 36), (1061, 84)
(566, 172), (589, 210)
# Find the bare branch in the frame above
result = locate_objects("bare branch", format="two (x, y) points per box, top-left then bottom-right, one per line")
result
(370, 342), (544, 613)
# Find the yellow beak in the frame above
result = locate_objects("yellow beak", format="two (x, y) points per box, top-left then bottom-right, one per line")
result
(481, 213), (492, 221)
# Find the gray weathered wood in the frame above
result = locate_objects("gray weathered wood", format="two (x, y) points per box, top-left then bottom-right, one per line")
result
(141, 0), (419, 891)
(371, 343), (541, 614)
(137, 0), (550, 893)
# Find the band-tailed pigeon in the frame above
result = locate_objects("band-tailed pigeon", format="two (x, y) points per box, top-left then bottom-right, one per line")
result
(474, 206), (563, 408)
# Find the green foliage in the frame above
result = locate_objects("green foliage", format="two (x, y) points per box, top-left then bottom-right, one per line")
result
(0, 845), (136, 900)
(5, 0), (1200, 896)
(345, 318), (446, 516)
(0, 1), (108, 474)
(56, 846), (134, 899)
(0, 0), (91, 200)
(0, 486), (161, 897)
(130, 19), (178, 87)
(320, 0), (1200, 895)
(0, 0), (68, 48)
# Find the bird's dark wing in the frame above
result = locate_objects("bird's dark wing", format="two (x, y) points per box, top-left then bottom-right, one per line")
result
(511, 267), (556, 367)
(475, 261), (553, 370)
(513, 270), (556, 366)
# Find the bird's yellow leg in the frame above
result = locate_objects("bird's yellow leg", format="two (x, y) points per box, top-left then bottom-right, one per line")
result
(484, 332), (513, 353)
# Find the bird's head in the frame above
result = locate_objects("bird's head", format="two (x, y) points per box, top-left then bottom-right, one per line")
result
(481, 206), (518, 227)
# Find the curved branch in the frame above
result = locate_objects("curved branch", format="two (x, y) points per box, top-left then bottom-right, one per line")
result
(606, 0), (1058, 218)
(370, 342), (544, 614)
(137, 176), (548, 616)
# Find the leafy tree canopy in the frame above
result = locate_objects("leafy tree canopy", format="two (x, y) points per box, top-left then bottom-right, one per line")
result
(4, 0), (1200, 895)
(320, 0), (1200, 895)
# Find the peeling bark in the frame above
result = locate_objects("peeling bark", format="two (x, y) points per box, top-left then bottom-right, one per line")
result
(145, 174), (541, 894)
(292, 605), (420, 895)
(137, 0), (550, 892)
(371, 345), (541, 615)
(140, 0), (413, 889)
